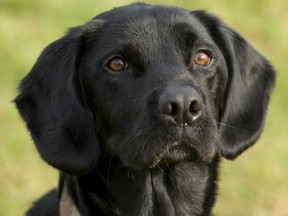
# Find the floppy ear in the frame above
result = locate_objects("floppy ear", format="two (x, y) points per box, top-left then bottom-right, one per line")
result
(15, 21), (102, 175)
(217, 23), (276, 159)
(194, 11), (275, 159)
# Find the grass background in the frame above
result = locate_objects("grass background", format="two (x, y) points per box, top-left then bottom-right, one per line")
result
(0, 0), (287, 215)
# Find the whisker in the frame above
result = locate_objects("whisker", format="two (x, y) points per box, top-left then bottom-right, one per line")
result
(217, 122), (243, 130)
(135, 127), (153, 138)
(107, 157), (113, 185)
(127, 99), (142, 102)
(163, 158), (177, 186)
(97, 152), (110, 165)
(211, 132), (222, 143)
(200, 118), (243, 131)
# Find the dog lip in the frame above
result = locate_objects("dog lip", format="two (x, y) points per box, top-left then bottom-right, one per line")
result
(129, 139), (215, 170)
(143, 141), (181, 169)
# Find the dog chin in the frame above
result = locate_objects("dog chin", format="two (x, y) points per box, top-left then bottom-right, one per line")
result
(158, 142), (216, 166)
(123, 141), (216, 170)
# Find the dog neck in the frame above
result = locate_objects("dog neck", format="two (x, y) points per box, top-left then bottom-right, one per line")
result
(59, 156), (219, 216)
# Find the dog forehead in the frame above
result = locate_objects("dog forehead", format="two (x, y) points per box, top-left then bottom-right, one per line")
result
(89, 5), (212, 55)
(98, 5), (207, 36)
(96, 3), (190, 22)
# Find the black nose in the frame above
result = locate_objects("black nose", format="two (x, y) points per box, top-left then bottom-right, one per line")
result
(159, 86), (203, 125)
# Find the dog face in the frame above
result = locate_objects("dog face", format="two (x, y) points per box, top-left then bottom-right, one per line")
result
(83, 7), (228, 169)
(15, 3), (275, 175)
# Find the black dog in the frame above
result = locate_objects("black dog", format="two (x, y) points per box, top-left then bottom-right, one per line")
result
(15, 3), (275, 216)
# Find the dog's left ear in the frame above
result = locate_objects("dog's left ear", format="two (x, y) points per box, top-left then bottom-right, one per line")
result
(217, 21), (275, 159)
(195, 12), (276, 159)
(15, 20), (103, 175)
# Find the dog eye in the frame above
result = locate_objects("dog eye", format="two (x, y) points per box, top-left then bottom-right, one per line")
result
(194, 51), (212, 67)
(106, 56), (128, 72)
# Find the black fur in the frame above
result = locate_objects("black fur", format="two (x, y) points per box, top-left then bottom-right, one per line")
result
(15, 3), (275, 216)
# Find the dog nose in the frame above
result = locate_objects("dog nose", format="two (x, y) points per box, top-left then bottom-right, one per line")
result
(159, 86), (203, 125)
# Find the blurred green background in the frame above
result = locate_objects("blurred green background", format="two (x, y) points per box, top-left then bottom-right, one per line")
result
(0, 0), (287, 215)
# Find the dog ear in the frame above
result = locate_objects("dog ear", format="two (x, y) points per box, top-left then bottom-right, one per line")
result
(15, 20), (103, 175)
(193, 11), (275, 159)
(215, 20), (275, 159)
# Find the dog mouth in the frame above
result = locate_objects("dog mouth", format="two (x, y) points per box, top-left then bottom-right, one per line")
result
(109, 134), (216, 170)
(145, 139), (216, 169)
(107, 115), (217, 170)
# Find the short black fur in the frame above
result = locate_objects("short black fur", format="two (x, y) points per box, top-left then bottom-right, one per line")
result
(15, 3), (275, 216)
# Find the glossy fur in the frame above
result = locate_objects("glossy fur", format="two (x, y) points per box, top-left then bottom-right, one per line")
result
(15, 3), (275, 216)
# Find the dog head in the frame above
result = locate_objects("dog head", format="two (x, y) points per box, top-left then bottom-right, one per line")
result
(15, 3), (275, 175)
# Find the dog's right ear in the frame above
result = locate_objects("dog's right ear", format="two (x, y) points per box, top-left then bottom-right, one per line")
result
(15, 20), (103, 176)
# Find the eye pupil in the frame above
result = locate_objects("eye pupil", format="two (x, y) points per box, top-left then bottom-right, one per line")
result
(194, 51), (211, 66)
(107, 57), (128, 71)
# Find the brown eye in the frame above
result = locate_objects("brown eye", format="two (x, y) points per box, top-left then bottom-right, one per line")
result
(106, 56), (128, 71)
(194, 51), (211, 67)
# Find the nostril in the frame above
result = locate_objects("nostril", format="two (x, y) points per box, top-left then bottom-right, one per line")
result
(170, 102), (178, 115)
(189, 100), (203, 114)
(161, 102), (178, 116)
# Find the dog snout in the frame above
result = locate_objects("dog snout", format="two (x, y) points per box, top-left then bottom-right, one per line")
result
(159, 86), (203, 126)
